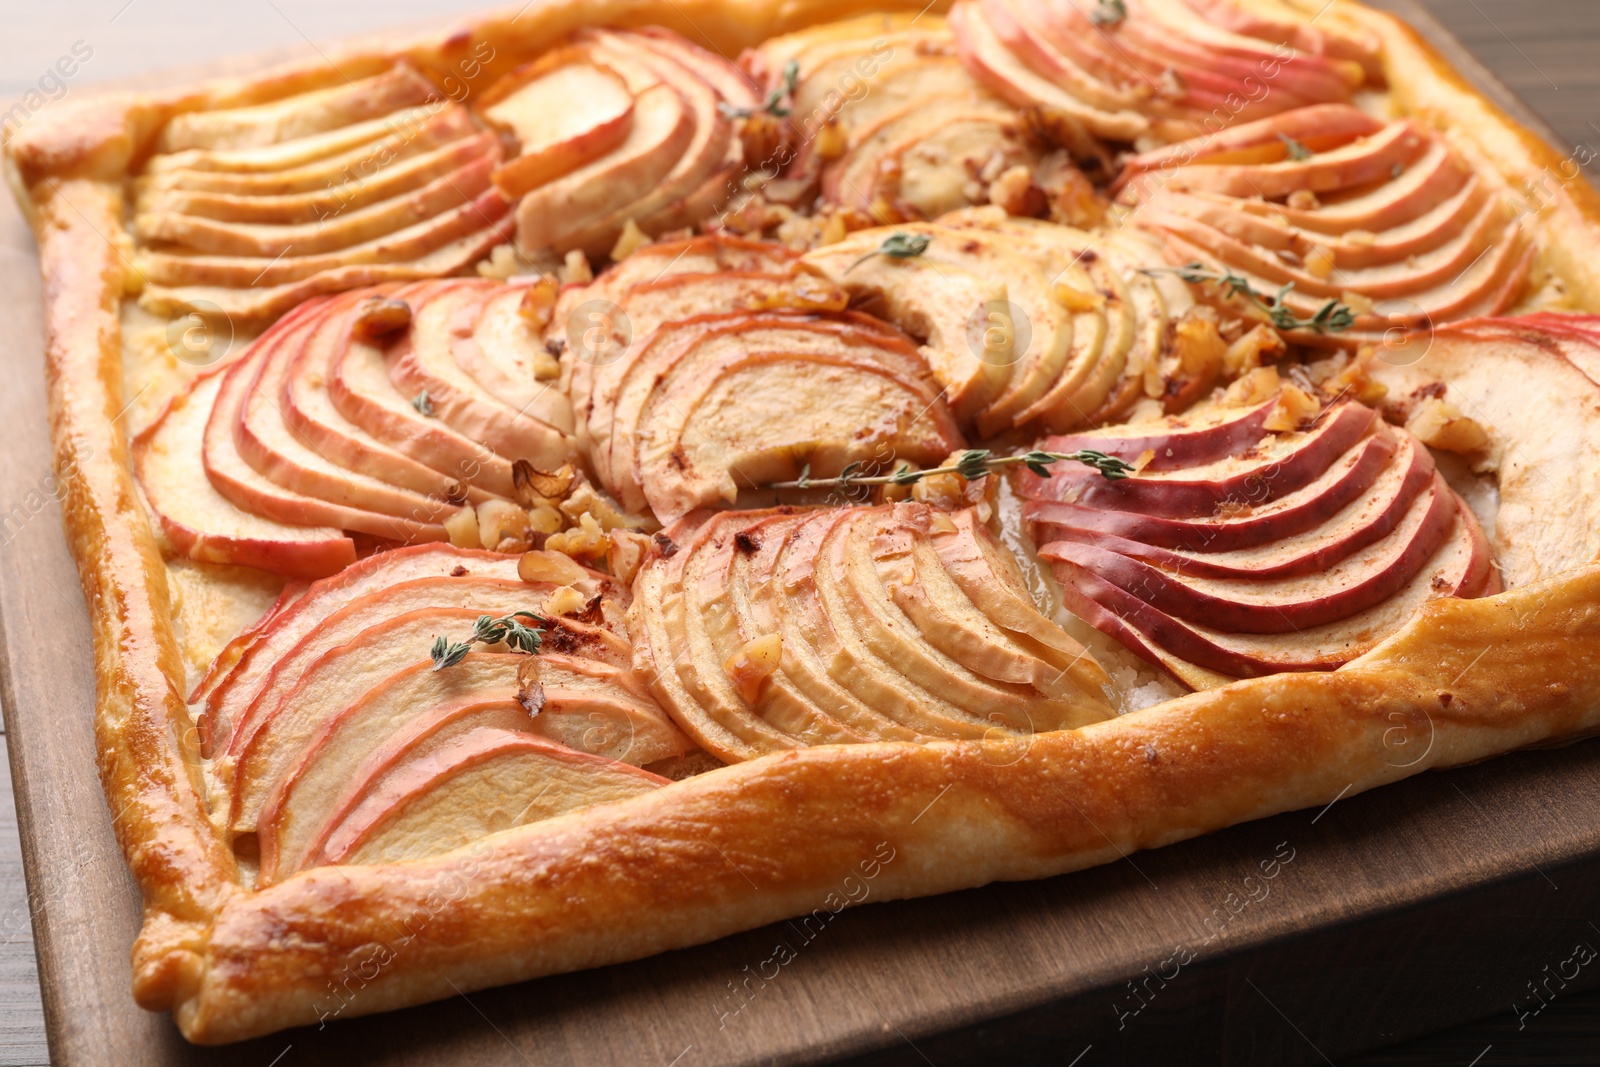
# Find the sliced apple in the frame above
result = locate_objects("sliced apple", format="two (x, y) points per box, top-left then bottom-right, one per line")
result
(631, 503), (1114, 762)
(946, 0), (1373, 143)
(138, 132), (500, 226)
(1021, 394), (1500, 688)
(326, 287), (522, 498)
(250, 648), (686, 876)
(136, 78), (514, 333)
(1370, 313), (1600, 587)
(138, 106), (478, 196)
(222, 590), (623, 831)
(480, 48), (637, 198)
(950, 1), (1147, 142)
(133, 372), (357, 581)
(201, 305), (447, 542)
(158, 64), (440, 152)
(1116, 107), (1532, 342)
(512, 74), (692, 257)
(230, 294), (458, 529)
(806, 221), (1171, 433)
(137, 148), (497, 258)
(197, 545), (597, 753)
(1051, 499), (1494, 688)
(449, 285), (573, 431)
(599, 312), (962, 520)
(278, 288), (493, 503)
(384, 280), (575, 467)
(559, 30), (751, 249)
(305, 729), (668, 870)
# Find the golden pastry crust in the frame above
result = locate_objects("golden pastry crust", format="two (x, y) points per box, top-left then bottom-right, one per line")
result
(10, 0), (1600, 1045)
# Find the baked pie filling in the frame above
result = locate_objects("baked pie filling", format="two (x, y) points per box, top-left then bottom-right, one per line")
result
(12, 0), (1600, 1043)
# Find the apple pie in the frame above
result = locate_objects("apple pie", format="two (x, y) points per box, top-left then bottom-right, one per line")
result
(9, 0), (1600, 1044)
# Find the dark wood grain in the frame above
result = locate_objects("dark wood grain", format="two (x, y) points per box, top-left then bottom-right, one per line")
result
(0, 3), (1597, 1066)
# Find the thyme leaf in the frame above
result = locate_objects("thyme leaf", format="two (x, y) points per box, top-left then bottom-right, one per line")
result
(766, 449), (1134, 492)
(1090, 0), (1128, 27)
(1141, 262), (1356, 334)
(411, 390), (436, 417)
(431, 610), (548, 670)
(846, 231), (932, 274)
(429, 635), (470, 671)
(1277, 133), (1313, 161)
(719, 58), (800, 119)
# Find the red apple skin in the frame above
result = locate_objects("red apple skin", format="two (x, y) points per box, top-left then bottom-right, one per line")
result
(231, 294), (456, 530)
(308, 729), (669, 871)
(327, 281), (521, 498)
(1226, 141), (1470, 235)
(280, 287), (492, 503)
(384, 280), (576, 468)
(1040, 395), (1280, 471)
(191, 544), (507, 714)
(133, 375), (358, 583)
(1026, 402), (1375, 518)
(1037, 432), (1434, 579)
(1049, 497), (1492, 682)
(1040, 471), (1455, 634)
(204, 304), (445, 542)
(1025, 430), (1402, 553)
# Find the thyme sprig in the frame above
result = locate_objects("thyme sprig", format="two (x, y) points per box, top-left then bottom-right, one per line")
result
(769, 448), (1134, 492)
(846, 231), (932, 274)
(719, 59), (800, 119)
(411, 390), (435, 417)
(1090, 0), (1128, 26)
(1142, 262), (1357, 334)
(1277, 133), (1313, 160)
(430, 611), (548, 671)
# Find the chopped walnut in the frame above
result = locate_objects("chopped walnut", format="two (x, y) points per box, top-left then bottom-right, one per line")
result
(476, 499), (531, 552)
(724, 634), (782, 704)
(1264, 385), (1322, 432)
(1223, 365), (1282, 407)
(1163, 309), (1228, 413)
(1223, 324), (1286, 376)
(527, 505), (564, 536)
(443, 505), (479, 549)
(1340, 289), (1375, 316)
(1408, 398), (1490, 454)
(605, 529), (654, 586)
(911, 470), (967, 510)
(1054, 281), (1107, 313)
(1323, 347), (1390, 406)
(542, 584), (589, 617)
(1287, 189), (1321, 211)
(512, 460), (577, 505)
(351, 296), (413, 340)
(1305, 244), (1336, 280)
(610, 219), (651, 261)
(559, 249), (593, 285)
(517, 275), (560, 332)
(560, 481), (655, 532)
(988, 165), (1048, 217)
(741, 273), (849, 313)
(545, 511), (609, 561)
(815, 119), (848, 162)
(739, 112), (787, 171)
(518, 548), (590, 586)
(476, 244), (528, 281)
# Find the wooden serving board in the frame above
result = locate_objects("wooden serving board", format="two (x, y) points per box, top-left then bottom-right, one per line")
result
(2, 3), (1597, 1064)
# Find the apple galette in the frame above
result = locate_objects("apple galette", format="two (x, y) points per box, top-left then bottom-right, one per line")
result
(10, 0), (1600, 1043)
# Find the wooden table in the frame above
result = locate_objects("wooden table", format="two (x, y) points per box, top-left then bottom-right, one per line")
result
(1, 2), (1598, 1064)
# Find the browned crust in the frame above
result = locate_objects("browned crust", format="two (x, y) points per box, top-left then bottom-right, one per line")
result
(8, 0), (1600, 1046)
